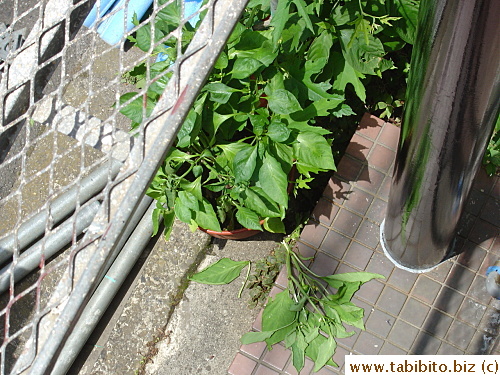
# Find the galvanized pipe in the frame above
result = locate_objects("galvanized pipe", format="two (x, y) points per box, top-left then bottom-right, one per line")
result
(50, 198), (156, 375)
(0, 201), (101, 293)
(0, 159), (122, 265)
(381, 0), (500, 272)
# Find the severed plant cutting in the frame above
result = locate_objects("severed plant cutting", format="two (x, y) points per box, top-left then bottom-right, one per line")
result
(189, 236), (384, 373)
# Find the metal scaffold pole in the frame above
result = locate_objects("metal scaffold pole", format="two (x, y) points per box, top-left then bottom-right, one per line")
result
(381, 0), (500, 272)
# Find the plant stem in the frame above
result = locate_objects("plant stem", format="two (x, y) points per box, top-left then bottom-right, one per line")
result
(238, 262), (252, 298)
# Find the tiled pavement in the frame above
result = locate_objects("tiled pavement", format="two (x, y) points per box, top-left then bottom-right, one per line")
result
(228, 113), (500, 375)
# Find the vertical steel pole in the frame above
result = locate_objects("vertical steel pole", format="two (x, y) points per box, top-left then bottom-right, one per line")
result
(380, 0), (500, 272)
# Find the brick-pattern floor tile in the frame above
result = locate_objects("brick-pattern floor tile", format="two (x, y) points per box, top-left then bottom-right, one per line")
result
(323, 177), (352, 203)
(445, 264), (476, 294)
(457, 241), (487, 272)
(333, 210), (363, 238)
(425, 260), (452, 283)
(377, 286), (407, 316)
(379, 342), (407, 355)
(357, 113), (384, 140)
(387, 320), (418, 351)
(378, 123), (400, 150)
(344, 188), (374, 215)
(445, 320), (476, 351)
(464, 189), (487, 216)
(437, 342), (464, 355)
(241, 341), (267, 359)
(357, 280), (384, 305)
(313, 365), (340, 375)
(343, 242), (373, 270)
(434, 286), (465, 315)
(310, 252), (339, 277)
(456, 297), (487, 326)
(412, 276), (441, 304)
(228, 353), (257, 375)
(354, 331), (384, 355)
(346, 133), (373, 162)
(320, 230), (351, 259)
(369, 145), (395, 173)
(410, 332), (442, 355)
(479, 195), (499, 227)
(366, 309), (394, 338)
(295, 241), (317, 260)
(262, 344), (290, 370)
(387, 268), (418, 293)
(356, 166), (385, 195)
(254, 365), (280, 375)
(355, 220), (380, 250)
(467, 275), (491, 301)
(311, 198), (339, 226)
(336, 156), (363, 182)
(469, 219), (498, 249)
(423, 309), (453, 339)
(400, 298), (430, 327)
(365, 198), (387, 224)
(366, 252), (394, 279)
(301, 222), (328, 248)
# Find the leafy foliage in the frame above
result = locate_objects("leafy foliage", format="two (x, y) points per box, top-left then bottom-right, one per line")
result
(191, 235), (384, 373)
(482, 114), (500, 176)
(119, 0), (421, 235)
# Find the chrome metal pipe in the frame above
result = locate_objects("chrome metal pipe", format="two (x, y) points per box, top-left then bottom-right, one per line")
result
(381, 0), (500, 272)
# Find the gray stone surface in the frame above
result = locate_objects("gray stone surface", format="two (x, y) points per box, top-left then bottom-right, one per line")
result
(75, 229), (282, 375)
(146, 233), (282, 375)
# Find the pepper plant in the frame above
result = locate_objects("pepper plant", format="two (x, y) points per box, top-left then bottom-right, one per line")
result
(119, 0), (419, 236)
(190, 234), (384, 373)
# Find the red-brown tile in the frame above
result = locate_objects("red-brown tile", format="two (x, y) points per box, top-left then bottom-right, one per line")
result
(320, 229), (351, 259)
(378, 123), (400, 150)
(379, 176), (392, 201)
(343, 242), (373, 270)
(336, 156), (363, 182)
(311, 199), (339, 226)
(285, 357), (314, 375)
(262, 344), (290, 370)
(323, 177), (353, 203)
(355, 219), (380, 249)
(241, 341), (267, 359)
(469, 219), (498, 250)
(366, 198), (387, 224)
(295, 241), (317, 260)
(356, 166), (385, 195)
(357, 113), (384, 141)
(253, 310), (263, 331)
(310, 252), (339, 277)
(333, 209), (363, 238)
(343, 188), (374, 215)
(369, 144), (395, 173)
(300, 222), (328, 248)
(275, 266), (288, 288)
(346, 133), (374, 162)
(228, 353), (257, 375)
(254, 365), (280, 375)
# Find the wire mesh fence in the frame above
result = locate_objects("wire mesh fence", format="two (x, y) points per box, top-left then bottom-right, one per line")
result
(0, 0), (247, 373)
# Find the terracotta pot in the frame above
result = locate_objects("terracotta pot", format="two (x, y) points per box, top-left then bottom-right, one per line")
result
(199, 220), (265, 240)
(199, 166), (296, 240)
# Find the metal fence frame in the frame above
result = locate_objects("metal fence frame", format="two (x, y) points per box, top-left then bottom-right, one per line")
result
(0, 0), (248, 372)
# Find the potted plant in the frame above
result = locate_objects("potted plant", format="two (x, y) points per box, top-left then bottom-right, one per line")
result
(119, 0), (419, 239)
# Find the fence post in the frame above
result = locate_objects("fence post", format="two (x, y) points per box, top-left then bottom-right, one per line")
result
(380, 0), (500, 272)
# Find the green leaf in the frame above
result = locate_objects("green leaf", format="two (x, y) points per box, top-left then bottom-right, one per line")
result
(267, 89), (302, 115)
(270, 0), (291, 46)
(180, 177), (203, 201)
(267, 120), (291, 142)
(235, 207), (263, 231)
(240, 330), (275, 345)
(232, 57), (263, 79)
(263, 217), (286, 234)
(331, 52), (366, 102)
(152, 206), (162, 236)
(241, 187), (281, 218)
(258, 152), (289, 207)
(162, 210), (175, 240)
(332, 103), (356, 118)
(195, 198), (222, 232)
(322, 272), (385, 286)
(290, 97), (344, 122)
(262, 290), (297, 332)
(393, 0), (419, 44)
(291, 330), (307, 372)
(313, 335), (337, 372)
(340, 29), (386, 76)
(306, 31), (333, 74)
(190, 258), (249, 285)
(119, 92), (155, 124)
(215, 51), (228, 70)
(293, 132), (336, 174)
(249, 113), (268, 136)
(233, 144), (258, 183)
(305, 334), (337, 368)
(291, 0), (313, 32)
